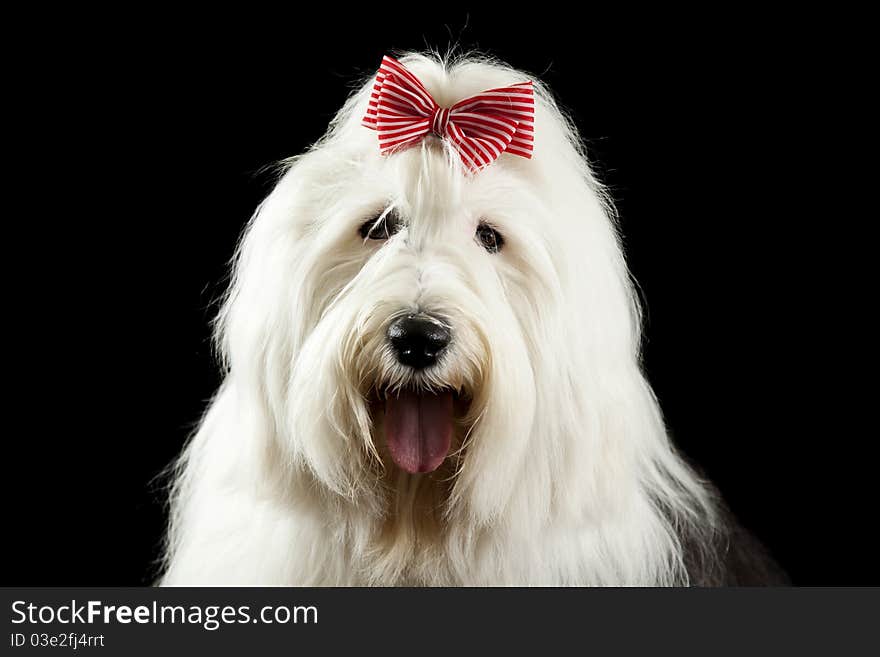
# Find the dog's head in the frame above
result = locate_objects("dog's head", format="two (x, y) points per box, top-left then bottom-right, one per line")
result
(218, 54), (644, 525)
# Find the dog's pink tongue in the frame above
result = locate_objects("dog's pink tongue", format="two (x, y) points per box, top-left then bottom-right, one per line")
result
(385, 389), (454, 474)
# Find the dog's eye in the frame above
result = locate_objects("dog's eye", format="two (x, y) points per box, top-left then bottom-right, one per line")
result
(359, 210), (404, 240)
(476, 222), (504, 253)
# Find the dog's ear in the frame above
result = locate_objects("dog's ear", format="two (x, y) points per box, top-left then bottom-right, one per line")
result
(214, 157), (321, 395)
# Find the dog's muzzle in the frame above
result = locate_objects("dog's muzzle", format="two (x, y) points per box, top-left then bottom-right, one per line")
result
(382, 313), (456, 474)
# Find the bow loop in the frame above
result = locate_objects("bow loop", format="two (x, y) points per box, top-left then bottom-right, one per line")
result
(363, 56), (535, 172)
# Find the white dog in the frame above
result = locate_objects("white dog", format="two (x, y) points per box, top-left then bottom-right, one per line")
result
(161, 52), (785, 586)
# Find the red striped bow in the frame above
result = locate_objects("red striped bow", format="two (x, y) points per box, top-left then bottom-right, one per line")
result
(362, 56), (535, 172)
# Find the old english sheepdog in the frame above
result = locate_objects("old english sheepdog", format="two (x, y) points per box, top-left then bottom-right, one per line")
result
(161, 53), (786, 585)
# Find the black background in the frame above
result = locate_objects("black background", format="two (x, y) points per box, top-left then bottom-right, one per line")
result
(5, 10), (872, 585)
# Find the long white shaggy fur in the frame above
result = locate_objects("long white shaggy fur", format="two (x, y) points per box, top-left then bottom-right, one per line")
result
(161, 52), (720, 586)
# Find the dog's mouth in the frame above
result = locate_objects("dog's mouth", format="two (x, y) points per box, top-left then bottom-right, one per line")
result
(380, 387), (469, 474)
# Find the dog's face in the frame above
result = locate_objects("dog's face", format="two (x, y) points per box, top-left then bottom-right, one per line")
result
(284, 150), (546, 505)
(221, 57), (637, 523)
(345, 172), (523, 477)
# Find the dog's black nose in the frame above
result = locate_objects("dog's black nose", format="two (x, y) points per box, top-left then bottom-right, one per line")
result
(387, 315), (451, 369)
